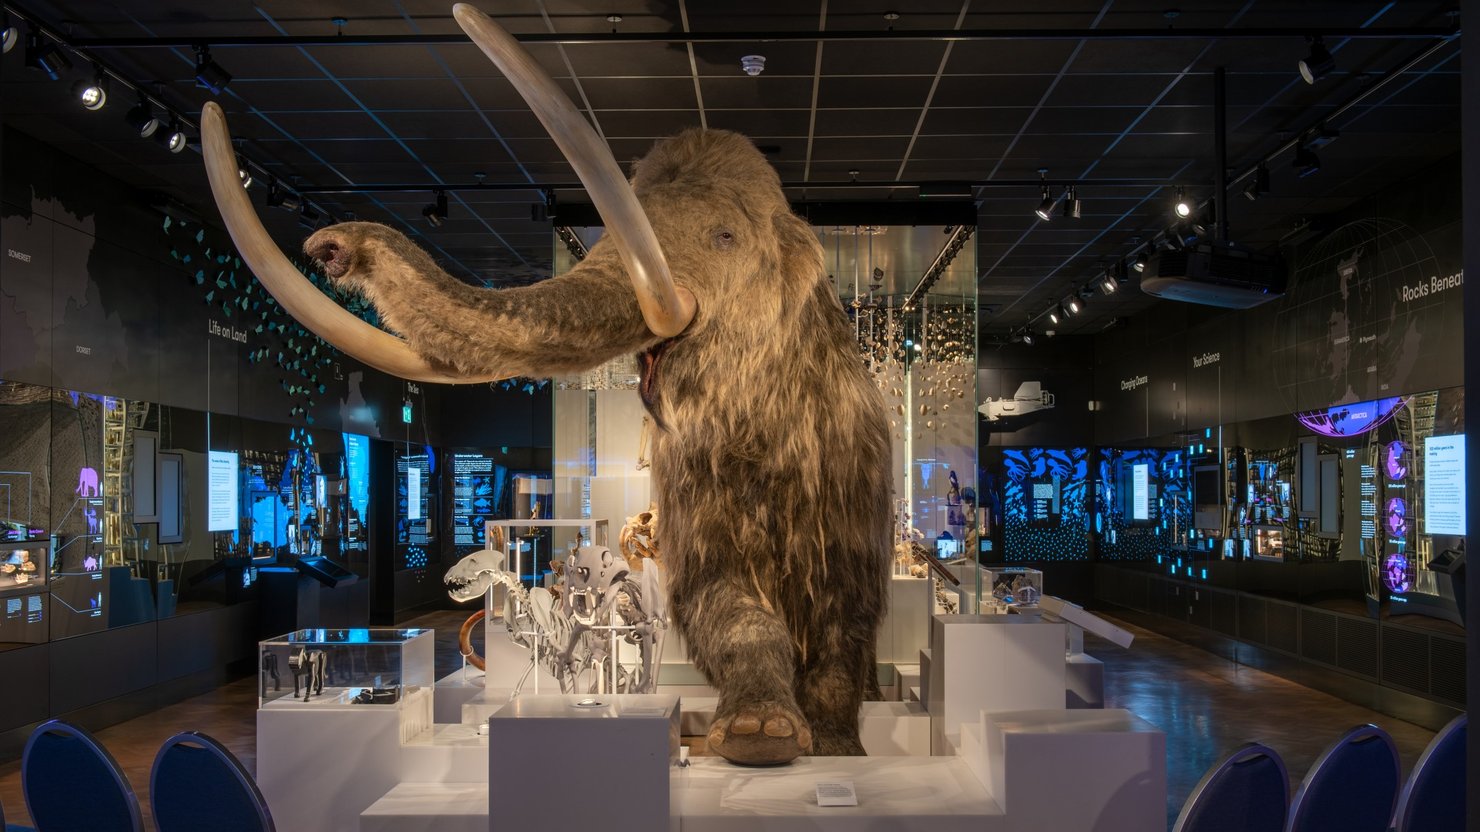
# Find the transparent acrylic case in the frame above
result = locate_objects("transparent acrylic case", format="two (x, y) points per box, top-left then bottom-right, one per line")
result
(258, 628), (433, 710)
(982, 566), (1044, 612)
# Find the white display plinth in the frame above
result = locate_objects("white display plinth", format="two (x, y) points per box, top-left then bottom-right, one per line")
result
(974, 709), (1165, 832)
(259, 706), (406, 832)
(360, 783), (487, 832)
(488, 694), (680, 832)
(880, 576), (930, 663)
(927, 615), (1066, 755)
(1065, 653), (1105, 708)
(674, 756), (1005, 831)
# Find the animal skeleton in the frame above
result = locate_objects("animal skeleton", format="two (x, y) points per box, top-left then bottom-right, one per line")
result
(443, 539), (669, 697)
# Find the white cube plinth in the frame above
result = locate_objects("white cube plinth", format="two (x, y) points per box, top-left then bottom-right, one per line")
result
(258, 707), (404, 832)
(360, 783), (487, 832)
(1065, 653), (1104, 708)
(880, 576), (931, 663)
(673, 756), (1005, 831)
(927, 615), (1066, 754)
(979, 709), (1165, 832)
(488, 694), (679, 832)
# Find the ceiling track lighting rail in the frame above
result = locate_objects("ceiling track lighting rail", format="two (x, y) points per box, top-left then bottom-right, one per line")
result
(6, 4), (338, 226)
(55, 26), (1457, 49)
(902, 224), (975, 312)
(1039, 30), (1465, 332)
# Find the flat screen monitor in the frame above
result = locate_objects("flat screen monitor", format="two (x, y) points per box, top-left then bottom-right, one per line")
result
(207, 450), (239, 532)
(1425, 434), (1466, 536)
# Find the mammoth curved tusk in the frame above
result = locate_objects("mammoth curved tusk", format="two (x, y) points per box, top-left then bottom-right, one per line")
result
(452, 3), (696, 339)
(198, 101), (504, 385)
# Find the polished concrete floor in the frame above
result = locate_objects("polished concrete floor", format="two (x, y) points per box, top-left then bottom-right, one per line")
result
(0, 610), (1439, 829)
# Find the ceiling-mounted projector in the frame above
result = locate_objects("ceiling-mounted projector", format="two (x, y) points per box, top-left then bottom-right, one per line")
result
(1142, 241), (1287, 309)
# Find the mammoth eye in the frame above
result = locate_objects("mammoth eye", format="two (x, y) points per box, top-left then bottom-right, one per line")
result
(712, 229), (736, 250)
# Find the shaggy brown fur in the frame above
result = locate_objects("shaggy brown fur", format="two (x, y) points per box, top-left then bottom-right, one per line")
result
(306, 129), (891, 765)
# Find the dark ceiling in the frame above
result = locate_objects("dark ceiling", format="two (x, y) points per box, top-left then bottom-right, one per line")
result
(0, 0), (1462, 339)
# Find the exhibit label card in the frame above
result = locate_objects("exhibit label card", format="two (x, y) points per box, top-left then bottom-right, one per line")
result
(207, 450), (239, 532)
(1424, 434), (1466, 535)
(815, 781), (858, 807)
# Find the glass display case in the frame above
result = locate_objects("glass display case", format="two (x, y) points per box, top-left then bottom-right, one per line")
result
(983, 566), (1044, 612)
(258, 628), (434, 714)
(0, 540), (46, 593)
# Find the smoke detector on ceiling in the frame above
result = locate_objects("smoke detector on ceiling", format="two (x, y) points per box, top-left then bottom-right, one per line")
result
(740, 55), (766, 76)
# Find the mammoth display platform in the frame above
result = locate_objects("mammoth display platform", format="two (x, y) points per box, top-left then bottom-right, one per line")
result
(257, 617), (1164, 832)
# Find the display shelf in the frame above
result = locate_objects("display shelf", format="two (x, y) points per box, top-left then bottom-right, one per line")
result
(258, 628), (433, 710)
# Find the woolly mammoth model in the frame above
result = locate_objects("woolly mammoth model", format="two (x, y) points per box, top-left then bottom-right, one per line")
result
(198, 4), (890, 766)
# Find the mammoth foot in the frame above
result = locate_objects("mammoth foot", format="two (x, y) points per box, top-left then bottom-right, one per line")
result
(707, 702), (812, 766)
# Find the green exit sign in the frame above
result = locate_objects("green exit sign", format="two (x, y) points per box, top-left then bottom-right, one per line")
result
(402, 403), (413, 424)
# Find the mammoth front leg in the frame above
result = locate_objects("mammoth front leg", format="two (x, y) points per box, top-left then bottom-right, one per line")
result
(795, 620), (873, 756)
(681, 580), (811, 766)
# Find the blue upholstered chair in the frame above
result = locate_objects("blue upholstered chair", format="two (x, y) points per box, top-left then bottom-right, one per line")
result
(1172, 741), (1289, 832)
(151, 731), (275, 832)
(1390, 714), (1466, 832)
(21, 720), (142, 832)
(1286, 724), (1400, 832)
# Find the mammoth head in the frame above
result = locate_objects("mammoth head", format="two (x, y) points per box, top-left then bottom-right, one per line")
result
(198, 4), (816, 386)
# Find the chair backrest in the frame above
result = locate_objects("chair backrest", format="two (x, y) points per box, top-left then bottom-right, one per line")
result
(1285, 724), (1400, 832)
(21, 719), (142, 832)
(151, 731), (275, 832)
(1172, 741), (1289, 832)
(1392, 714), (1467, 832)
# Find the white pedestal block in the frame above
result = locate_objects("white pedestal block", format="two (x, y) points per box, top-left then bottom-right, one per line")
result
(487, 694), (679, 832)
(880, 576), (930, 663)
(927, 615), (1066, 754)
(433, 669), (485, 724)
(978, 709), (1165, 832)
(360, 783), (487, 832)
(400, 724), (489, 783)
(1065, 653), (1104, 708)
(673, 756), (1005, 831)
(892, 663), (921, 703)
(258, 706), (405, 832)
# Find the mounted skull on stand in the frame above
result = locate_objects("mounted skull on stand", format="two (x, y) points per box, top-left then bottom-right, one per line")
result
(200, 4), (890, 766)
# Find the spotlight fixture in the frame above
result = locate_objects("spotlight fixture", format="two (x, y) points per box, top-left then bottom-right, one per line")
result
(1033, 169), (1056, 221)
(125, 98), (160, 138)
(237, 158), (253, 190)
(1100, 270), (1119, 295)
(423, 190), (449, 227)
(1064, 297), (1082, 316)
(1298, 35), (1335, 85)
(1061, 186), (1081, 220)
(266, 181), (302, 212)
(157, 118), (188, 153)
(1243, 164), (1270, 201)
(194, 45), (232, 95)
(25, 32), (72, 81)
(1132, 252), (1148, 273)
(1292, 143), (1320, 178)
(73, 68), (108, 111)
(1047, 305), (1062, 326)
(2, 13), (19, 54)
(1021, 331), (1035, 346)
(1173, 187), (1193, 219)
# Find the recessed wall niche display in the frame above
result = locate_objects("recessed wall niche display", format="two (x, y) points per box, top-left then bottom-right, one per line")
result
(988, 447), (1091, 562)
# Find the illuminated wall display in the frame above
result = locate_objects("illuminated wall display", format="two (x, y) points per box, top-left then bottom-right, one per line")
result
(1131, 463), (1150, 521)
(1424, 434), (1465, 536)
(207, 450), (239, 532)
(407, 467), (422, 521)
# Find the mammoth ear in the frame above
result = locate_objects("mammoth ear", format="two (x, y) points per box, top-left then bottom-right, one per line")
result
(772, 211), (826, 297)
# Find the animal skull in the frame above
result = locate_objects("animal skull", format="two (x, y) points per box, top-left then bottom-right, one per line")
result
(443, 547), (508, 603)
